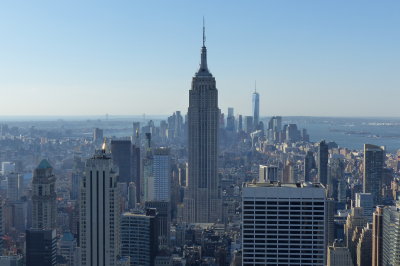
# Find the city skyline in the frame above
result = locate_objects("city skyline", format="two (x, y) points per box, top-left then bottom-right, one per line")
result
(1, 1), (400, 117)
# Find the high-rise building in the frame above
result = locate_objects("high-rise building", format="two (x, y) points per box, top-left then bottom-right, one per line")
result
(148, 148), (170, 201)
(304, 151), (316, 182)
(31, 160), (56, 230)
(242, 182), (326, 265)
(372, 206), (383, 266)
(356, 223), (372, 266)
(355, 193), (374, 222)
(327, 241), (353, 266)
(244, 116), (253, 134)
(111, 139), (132, 183)
(120, 209), (158, 266)
(381, 206), (400, 266)
(238, 115), (243, 132)
(79, 145), (120, 266)
(345, 207), (367, 264)
(363, 144), (384, 205)
(252, 90), (259, 130)
(26, 229), (57, 266)
(7, 172), (23, 201)
(317, 140), (329, 185)
(58, 232), (78, 266)
(226, 107), (235, 131)
(131, 144), (141, 203)
(258, 165), (278, 182)
(93, 128), (103, 143)
(184, 24), (220, 223)
(145, 201), (171, 248)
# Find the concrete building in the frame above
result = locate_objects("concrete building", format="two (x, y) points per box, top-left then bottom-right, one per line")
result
(355, 193), (374, 222)
(6, 173), (23, 201)
(259, 165), (278, 182)
(31, 160), (56, 230)
(327, 241), (353, 266)
(58, 232), (78, 266)
(184, 24), (220, 223)
(372, 206), (383, 266)
(148, 148), (170, 201)
(120, 209), (158, 266)
(356, 223), (372, 266)
(382, 206), (400, 266)
(242, 182), (326, 265)
(79, 146), (120, 266)
(111, 139), (132, 184)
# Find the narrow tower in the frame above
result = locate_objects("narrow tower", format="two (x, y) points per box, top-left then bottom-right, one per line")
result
(184, 22), (221, 223)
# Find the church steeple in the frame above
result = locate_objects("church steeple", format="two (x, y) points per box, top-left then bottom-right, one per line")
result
(196, 18), (211, 76)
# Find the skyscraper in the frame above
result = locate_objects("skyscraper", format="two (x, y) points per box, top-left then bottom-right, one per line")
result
(304, 151), (316, 182)
(185, 23), (220, 223)
(79, 144), (120, 266)
(31, 159), (56, 230)
(317, 140), (329, 185)
(242, 182), (326, 265)
(363, 144), (384, 205)
(111, 139), (132, 183)
(148, 148), (171, 201)
(27, 160), (57, 266)
(252, 90), (259, 130)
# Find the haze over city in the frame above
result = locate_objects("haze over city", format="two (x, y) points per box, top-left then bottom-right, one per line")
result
(1, 1), (399, 117)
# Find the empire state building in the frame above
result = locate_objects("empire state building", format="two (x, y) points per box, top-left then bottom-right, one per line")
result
(184, 24), (221, 223)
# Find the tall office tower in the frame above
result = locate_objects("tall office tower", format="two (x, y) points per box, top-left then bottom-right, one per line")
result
(79, 145), (120, 266)
(356, 223), (372, 266)
(244, 116), (253, 134)
(7, 172), (23, 201)
(372, 206), (383, 266)
(93, 128), (103, 143)
(355, 193), (374, 222)
(286, 124), (302, 142)
(185, 24), (220, 223)
(26, 229), (57, 266)
(31, 160), (56, 230)
(174, 111), (183, 138)
(238, 115), (243, 132)
(327, 241), (353, 266)
(326, 198), (336, 246)
(226, 107), (235, 131)
(145, 201), (171, 248)
(304, 151), (316, 182)
(120, 209), (158, 266)
(252, 90), (260, 130)
(258, 165), (278, 182)
(59, 232), (78, 266)
(142, 134), (153, 202)
(317, 140), (329, 185)
(131, 143), (141, 203)
(381, 206), (400, 266)
(363, 144), (384, 205)
(242, 182), (326, 265)
(111, 139), (132, 183)
(70, 172), (81, 201)
(148, 148), (171, 201)
(345, 207), (367, 263)
(328, 156), (345, 199)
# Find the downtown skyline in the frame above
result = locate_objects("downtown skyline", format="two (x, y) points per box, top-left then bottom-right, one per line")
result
(1, 1), (400, 117)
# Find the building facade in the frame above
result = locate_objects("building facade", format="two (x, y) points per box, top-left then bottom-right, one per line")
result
(79, 147), (120, 266)
(184, 25), (220, 223)
(242, 182), (326, 265)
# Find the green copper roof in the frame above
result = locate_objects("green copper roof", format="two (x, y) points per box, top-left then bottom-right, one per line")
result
(37, 159), (52, 169)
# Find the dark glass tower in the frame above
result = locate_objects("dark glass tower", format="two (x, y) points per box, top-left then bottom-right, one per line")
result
(184, 23), (221, 223)
(363, 144), (384, 205)
(317, 140), (329, 185)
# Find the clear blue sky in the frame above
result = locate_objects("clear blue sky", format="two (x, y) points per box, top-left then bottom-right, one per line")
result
(1, 1), (399, 117)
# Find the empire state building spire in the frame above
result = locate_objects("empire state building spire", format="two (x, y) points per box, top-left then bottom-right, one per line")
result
(197, 18), (211, 76)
